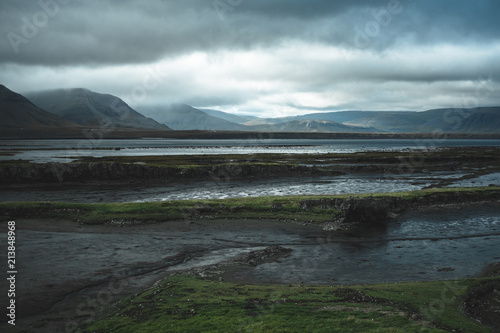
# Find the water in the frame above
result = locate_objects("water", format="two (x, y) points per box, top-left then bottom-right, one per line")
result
(12, 206), (500, 295)
(2, 138), (500, 162)
(237, 205), (500, 285)
(447, 172), (500, 188)
(0, 172), (471, 203)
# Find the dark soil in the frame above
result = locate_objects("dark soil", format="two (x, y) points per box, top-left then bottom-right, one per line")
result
(464, 277), (500, 332)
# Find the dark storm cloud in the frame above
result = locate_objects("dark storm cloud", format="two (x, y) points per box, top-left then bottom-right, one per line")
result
(1, 0), (499, 66)
(1, 0), (500, 114)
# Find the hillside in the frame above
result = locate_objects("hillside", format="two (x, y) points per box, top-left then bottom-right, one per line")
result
(292, 108), (500, 133)
(139, 104), (249, 131)
(0, 85), (80, 129)
(248, 119), (379, 133)
(200, 108), (257, 124)
(26, 88), (170, 130)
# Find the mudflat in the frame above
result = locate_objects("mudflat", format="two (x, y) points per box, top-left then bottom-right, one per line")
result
(4, 201), (499, 332)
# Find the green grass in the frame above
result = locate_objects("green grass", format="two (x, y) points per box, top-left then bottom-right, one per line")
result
(1, 187), (499, 225)
(81, 274), (497, 333)
(66, 147), (500, 170)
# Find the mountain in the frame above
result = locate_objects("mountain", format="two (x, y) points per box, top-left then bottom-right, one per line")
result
(0, 85), (80, 129)
(248, 119), (379, 133)
(263, 107), (500, 133)
(26, 88), (170, 130)
(446, 107), (500, 133)
(200, 108), (257, 124)
(139, 104), (249, 131)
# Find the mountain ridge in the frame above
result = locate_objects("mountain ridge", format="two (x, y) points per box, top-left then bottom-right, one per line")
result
(0, 85), (81, 129)
(259, 107), (500, 133)
(138, 104), (249, 131)
(3, 84), (499, 134)
(26, 88), (170, 131)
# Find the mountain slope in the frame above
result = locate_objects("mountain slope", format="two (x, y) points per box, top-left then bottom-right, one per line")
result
(249, 119), (380, 133)
(26, 88), (170, 130)
(285, 108), (500, 133)
(139, 104), (249, 131)
(0, 85), (80, 129)
(447, 107), (500, 133)
(200, 108), (257, 124)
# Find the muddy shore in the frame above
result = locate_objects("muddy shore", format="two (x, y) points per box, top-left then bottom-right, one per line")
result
(1, 197), (499, 332)
(1, 146), (499, 185)
(1, 146), (499, 332)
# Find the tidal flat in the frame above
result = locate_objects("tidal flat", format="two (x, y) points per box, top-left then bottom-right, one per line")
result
(0, 146), (499, 332)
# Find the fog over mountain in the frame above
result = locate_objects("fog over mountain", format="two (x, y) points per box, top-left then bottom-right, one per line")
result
(247, 119), (379, 133)
(138, 102), (500, 134)
(0, 85), (79, 129)
(138, 104), (249, 131)
(2, 83), (498, 134)
(200, 109), (257, 125)
(26, 88), (170, 131)
(2, 1), (500, 116)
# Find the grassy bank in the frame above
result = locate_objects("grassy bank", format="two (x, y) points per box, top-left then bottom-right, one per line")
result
(2, 146), (499, 185)
(71, 147), (500, 167)
(1, 186), (499, 225)
(81, 273), (497, 332)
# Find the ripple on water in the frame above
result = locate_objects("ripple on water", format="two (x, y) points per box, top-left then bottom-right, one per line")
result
(229, 206), (500, 285)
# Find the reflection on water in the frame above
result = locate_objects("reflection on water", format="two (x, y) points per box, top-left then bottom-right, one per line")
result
(2, 138), (500, 162)
(447, 172), (500, 188)
(0, 172), (472, 203)
(238, 205), (500, 285)
(15, 206), (500, 290)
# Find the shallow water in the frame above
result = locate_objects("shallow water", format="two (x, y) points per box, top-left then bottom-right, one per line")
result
(12, 206), (500, 299)
(6, 204), (499, 329)
(233, 205), (500, 285)
(2, 138), (500, 162)
(447, 172), (500, 188)
(0, 171), (471, 203)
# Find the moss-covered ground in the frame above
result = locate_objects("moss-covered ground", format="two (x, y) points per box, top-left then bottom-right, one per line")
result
(1, 186), (499, 225)
(81, 273), (498, 333)
(72, 146), (500, 170)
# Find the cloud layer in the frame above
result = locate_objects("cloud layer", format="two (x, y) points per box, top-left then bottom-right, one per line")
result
(1, 0), (499, 116)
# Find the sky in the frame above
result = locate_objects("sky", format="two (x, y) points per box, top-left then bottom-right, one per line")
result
(1, 0), (500, 118)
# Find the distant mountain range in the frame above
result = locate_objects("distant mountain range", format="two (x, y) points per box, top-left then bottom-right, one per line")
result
(246, 119), (379, 133)
(200, 108), (257, 124)
(26, 88), (169, 130)
(141, 104), (499, 134)
(1, 84), (499, 136)
(139, 104), (249, 131)
(137, 105), (380, 132)
(291, 108), (500, 133)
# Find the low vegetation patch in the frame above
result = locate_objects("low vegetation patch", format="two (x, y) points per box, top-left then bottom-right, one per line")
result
(1, 187), (499, 225)
(2, 147), (499, 184)
(81, 274), (498, 332)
